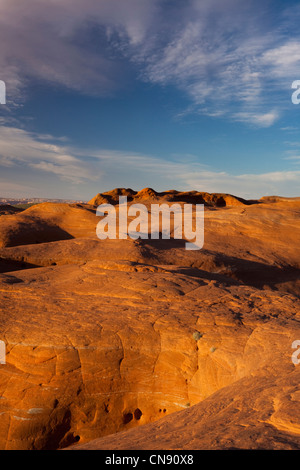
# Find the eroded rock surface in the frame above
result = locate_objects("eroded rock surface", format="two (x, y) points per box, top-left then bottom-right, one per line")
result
(0, 190), (299, 450)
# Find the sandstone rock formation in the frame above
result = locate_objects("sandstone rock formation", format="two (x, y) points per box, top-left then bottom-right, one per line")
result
(0, 190), (299, 450)
(88, 188), (250, 207)
(0, 205), (23, 216)
(0, 203), (97, 248)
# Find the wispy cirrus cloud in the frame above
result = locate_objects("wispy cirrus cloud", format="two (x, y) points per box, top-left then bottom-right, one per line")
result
(1, 0), (300, 126)
(1, 125), (299, 198)
(0, 0), (159, 101)
(0, 126), (96, 183)
(133, 0), (300, 126)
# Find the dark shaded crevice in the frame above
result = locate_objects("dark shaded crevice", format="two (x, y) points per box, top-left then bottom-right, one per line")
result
(0, 257), (40, 273)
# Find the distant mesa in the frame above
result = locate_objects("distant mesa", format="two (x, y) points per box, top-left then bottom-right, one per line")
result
(88, 188), (137, 206)
(135, 188), (158, 200)
(88, 188), (252, 207)
(0, 197), (84, 206)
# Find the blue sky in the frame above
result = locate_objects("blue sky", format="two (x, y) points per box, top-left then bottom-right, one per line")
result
(0, 0), (300, 200)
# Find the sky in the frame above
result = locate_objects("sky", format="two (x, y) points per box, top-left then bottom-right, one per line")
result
(0, 0), (300, 200)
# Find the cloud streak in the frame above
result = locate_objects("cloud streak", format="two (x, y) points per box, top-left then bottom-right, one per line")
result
(0, 0), (158, 100)
(0, 126), (97, 183)
(0, 125), (299, 198)
(135, 0), (300, 126)
(0, 0), (299, 126)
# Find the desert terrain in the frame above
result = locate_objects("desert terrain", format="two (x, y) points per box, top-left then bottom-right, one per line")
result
(0, 188), (299, 450)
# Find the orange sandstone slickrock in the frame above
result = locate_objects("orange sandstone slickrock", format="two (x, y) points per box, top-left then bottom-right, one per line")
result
(0, 190), (299, 450)
(71, 372), (300, 450)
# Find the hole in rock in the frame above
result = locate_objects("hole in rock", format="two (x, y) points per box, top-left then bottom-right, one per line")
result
(123, 412), (133, 424)
(134, 408), (142, 420)
(104, 403), (109, 413)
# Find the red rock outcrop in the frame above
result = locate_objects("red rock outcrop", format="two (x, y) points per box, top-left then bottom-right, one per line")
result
(0, 191), (299, 450)
(0, 203), (97, 248)
(88, 188), (250, 207)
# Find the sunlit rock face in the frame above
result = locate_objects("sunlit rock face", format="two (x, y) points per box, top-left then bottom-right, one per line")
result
(0, 191), (299, 450)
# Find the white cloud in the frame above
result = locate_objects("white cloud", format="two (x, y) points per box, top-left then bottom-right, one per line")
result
(132, 1), (300, 126)
(233, 110), (280, 127)
(1, 125), (299, 198)
(181, 169), (300, 198)
(0, 0), (299, 126)
(262, 41), (300, 74)
(0, 0), (159, 100)
(0, 126), (96, 183)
